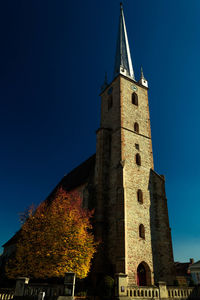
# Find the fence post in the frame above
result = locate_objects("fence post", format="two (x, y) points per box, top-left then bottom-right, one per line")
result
(114, 273), (128, 298)
(158, 281), (168, 299)
(15, 277), (29, 297)
(58, 273), (76, 300)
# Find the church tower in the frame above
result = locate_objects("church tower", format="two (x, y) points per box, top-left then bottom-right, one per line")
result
(95, 3), (175, 286)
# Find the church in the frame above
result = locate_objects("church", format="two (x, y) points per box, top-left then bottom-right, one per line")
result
(2, 3), (176, 288)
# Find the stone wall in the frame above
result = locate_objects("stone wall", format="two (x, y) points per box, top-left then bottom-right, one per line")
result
(95, 74), (175, 285)
(95, 76), (126, 274)
(150, 171), (175, 285)
(120, 76), (154, 285)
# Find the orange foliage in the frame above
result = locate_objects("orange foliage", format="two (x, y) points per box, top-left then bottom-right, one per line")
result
(6, 188), (97, 279)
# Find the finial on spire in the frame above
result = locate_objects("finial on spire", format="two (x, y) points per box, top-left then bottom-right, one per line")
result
(113, 3), (135, 80)
(140, 66), (144, 79)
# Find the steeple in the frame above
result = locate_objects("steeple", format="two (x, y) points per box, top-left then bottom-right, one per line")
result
(140, 66), (144, 79)
(113, 3), (135, 80)
(139, 66), (148, 88)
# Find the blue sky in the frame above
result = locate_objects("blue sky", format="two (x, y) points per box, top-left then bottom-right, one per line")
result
(0, 0), (200, 262)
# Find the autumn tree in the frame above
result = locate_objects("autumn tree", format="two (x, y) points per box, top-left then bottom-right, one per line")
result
(6, 188), (97, 279)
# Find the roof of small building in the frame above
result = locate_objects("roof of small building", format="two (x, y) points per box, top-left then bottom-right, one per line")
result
(174, 262), (191, 276)
(189, 260), (200, 271)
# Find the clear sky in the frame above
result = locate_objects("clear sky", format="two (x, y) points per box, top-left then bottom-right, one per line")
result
(0, 0), (200, 262)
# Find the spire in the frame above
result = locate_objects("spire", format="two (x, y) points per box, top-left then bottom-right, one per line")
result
(139, 66), (148, 88)
(113, 3), (135, 80)
(140, 66), (144, 79)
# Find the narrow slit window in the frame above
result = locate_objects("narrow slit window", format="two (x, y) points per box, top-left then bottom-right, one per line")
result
(136, 153), (141, 166)
(137, 189), (143, 204)
(139, 224), (145, 239)
(134, 122), (139, 133)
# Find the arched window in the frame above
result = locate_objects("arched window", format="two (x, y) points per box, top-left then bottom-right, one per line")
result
(139, 224), (145, 239)
(136, 153), (141, 166)
(137, 189), (143, 204)
(108, 95), (113, 110)
(134, 122), (139, 133)
(132, 92), (138, 106)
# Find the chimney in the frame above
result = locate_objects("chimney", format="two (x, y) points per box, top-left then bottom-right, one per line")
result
(190, 258), (194, 264)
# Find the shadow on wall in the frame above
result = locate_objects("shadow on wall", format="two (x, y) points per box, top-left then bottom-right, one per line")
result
(149, 169), (175, 286)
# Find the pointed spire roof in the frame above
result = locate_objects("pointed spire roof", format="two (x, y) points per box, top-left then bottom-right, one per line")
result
(139, 66), (148, 88)
(140, 66), (144, 79)
(113, 3), (135, 80)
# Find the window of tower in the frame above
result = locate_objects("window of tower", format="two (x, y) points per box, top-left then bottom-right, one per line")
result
(135, 143), (139, 150)
(136, 153), (141, 166)
(132, 92), (138, 106)
(108, 95), (113, 110)
(134, 122), (139, 133)
(139, 224), (145, 239)
(137, 189), (143, 204)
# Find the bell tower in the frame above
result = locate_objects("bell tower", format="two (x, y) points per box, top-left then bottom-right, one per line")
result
(95, 3), (175, 286)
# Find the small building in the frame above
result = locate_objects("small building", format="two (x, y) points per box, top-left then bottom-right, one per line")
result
(189, 260), (200, 285)
(174, 259), (194, 286)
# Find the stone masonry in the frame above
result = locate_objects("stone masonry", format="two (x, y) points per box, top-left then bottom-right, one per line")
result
(95, 74), (175, 286)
